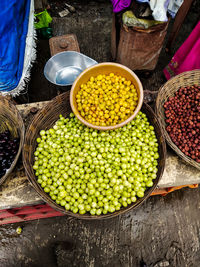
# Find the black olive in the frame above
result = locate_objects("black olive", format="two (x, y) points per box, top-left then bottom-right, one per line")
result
(0, 130), (20, 178)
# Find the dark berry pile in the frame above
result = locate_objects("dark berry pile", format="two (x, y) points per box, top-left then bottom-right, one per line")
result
(164, 85), (200, 163)
(0, 130), (19, 178)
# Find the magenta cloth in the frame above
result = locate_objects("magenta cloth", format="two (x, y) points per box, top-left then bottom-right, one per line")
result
(164, 20), (200, 80)
(111, 0), (131, 13)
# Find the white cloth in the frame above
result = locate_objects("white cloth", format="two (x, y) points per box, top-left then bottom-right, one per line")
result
(150, 0), (169, 22)
(168, 0), (184, 18)
(137, 0), (184, 21)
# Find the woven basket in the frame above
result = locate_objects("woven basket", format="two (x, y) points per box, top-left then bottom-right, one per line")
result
(0, 96), (25, 186)
(23, 92), (166, 220)
(156, 70), (200, 170)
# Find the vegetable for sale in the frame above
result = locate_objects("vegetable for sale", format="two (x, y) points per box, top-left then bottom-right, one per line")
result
(164, 85), (200, 163)
(33, 112), (159, 215)
(76, 73), (138, 126)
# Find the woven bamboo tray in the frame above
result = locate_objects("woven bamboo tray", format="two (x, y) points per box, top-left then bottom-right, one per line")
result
(0, 96), (25, 186)
(23, 91), (166, 219)
(156, 70), (200, 170)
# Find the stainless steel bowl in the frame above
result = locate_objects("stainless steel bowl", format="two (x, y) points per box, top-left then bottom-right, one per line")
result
(44, 51), (97, 86)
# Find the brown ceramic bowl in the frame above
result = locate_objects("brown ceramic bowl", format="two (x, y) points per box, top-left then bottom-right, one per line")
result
(70, 62), (144, 130)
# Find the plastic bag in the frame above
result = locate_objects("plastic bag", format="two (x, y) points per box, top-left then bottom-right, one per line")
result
(122, 10), (163, 28)
(35, 9), (52, 29)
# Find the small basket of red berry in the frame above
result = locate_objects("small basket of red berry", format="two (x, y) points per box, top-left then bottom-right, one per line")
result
(156, 70), (200, 170)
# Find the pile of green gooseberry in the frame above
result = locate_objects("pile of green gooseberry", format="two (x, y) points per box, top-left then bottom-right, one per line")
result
(33, 112), (159, 216)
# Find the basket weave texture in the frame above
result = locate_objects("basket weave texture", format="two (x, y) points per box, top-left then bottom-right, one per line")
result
(0, 96), (25, 186)
(156, 70), (200, 170)
(23, 92), (166, 219)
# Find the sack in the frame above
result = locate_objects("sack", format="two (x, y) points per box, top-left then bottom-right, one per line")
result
(111, 14), (169, 70)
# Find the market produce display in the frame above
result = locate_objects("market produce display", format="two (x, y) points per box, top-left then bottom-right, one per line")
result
(164, 85), (200, 163)
(33, 112), (159, 216)
(76, 73), (138, 126)
(0, 130), (19, 178)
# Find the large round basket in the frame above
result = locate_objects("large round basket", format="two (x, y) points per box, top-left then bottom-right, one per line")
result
(23, 92), (166, 220)
(0, 96), (25, 186)
(156, 70), (200, 170)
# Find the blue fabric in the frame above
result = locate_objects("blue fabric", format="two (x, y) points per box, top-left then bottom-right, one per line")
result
(0, 0), (31, 92)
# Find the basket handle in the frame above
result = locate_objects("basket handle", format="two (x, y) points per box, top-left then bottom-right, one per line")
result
(144, 90), (158, 104)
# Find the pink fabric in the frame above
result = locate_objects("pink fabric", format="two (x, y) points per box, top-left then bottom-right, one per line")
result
(111, 0), (131, 13)
(164, 20), (200, 80)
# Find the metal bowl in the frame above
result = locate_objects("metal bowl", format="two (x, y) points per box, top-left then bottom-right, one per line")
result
(44, 51), (97, 86)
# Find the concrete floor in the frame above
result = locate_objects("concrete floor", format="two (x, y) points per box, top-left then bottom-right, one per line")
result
(1, 187), (200, 267)
(3, 0), (200, 267)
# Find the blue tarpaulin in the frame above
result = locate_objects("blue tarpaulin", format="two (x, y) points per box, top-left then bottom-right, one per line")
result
(0, 0), (31, 92)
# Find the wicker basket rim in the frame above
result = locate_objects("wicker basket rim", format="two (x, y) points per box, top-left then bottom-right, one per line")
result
(0, 97), (25, 186)
(23, 92), (166, 220)
(155, 70), (200, 170)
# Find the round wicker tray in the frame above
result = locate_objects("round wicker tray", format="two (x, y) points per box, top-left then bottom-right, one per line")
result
(0, 96), (25, 186)
(156, 70), (200, 170)
(23, 91), (166, 219)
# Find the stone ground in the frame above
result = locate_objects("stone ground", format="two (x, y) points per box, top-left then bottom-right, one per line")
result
(1, 187), (200, 267)
(1, 0), (200, 267)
